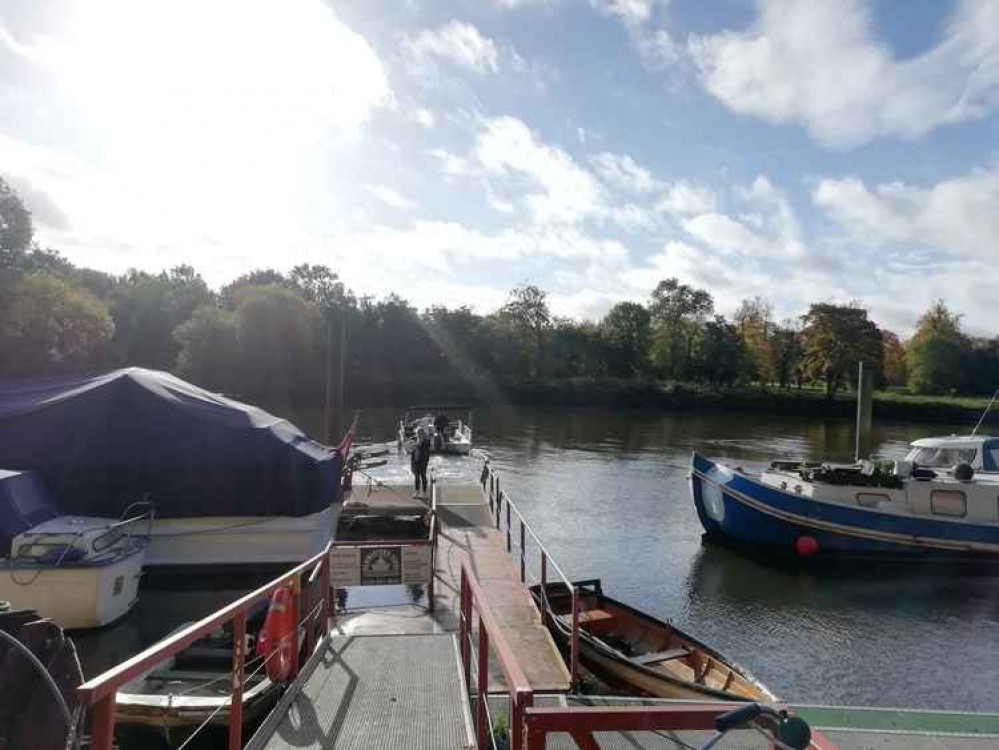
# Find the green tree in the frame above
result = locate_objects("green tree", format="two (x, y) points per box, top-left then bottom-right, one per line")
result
(647, 279), (713, 380)
(220, 269), (287, 308)
(601, 302), (651, 377)
(770, 320), (801, 390)
(695, 315), (748, 387)
(173, 305), (239, 391)
(499, 284), (551, 377)
(110, 266), (214, 369)
(548, 318), (606, 378)
(233, 284), (318, 397)
(906, 300), (967, 395)
(799, 303), (883, 398)
(289, 264), (346, 310)
(2, 274), (114, 374)
(0, 176), (32, 272)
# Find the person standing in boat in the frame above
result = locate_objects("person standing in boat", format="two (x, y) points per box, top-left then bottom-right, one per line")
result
(433, 411), (449, 447)
(411, 427), (431, 499)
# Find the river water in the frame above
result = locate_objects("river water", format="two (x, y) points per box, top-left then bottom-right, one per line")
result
(77, 405), (999, 712)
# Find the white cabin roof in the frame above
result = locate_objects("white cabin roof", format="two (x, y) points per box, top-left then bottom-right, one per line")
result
(909, 435), (993, 449)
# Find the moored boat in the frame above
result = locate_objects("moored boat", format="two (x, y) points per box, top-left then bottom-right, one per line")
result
(690, 435), (999, 559)
(115, 616), (282, 748)
(397, 405), (472, 455)
(0, 368), (345, 575)
(531, 580), (776, 702)
(0, 469), (149, 629)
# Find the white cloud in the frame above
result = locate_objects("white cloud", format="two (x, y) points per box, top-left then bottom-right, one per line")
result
(657, 181), (717, 217)
(591, 152), (662, 193)
(689, 0), (999, 148)
(814, 167), (999, 258)
(425, 149), (472, 178)
(590, 0), (664, 25)
(474, 116), (605, 225)
(364, 184), (416, 210)
(402, 21), (499, 74)
(410, 108), (436, 128)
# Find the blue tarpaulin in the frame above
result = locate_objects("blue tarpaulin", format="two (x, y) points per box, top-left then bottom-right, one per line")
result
(0, 368), (341, 519)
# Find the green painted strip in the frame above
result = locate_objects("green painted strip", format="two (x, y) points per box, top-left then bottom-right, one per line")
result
(792, 705), (999, 736)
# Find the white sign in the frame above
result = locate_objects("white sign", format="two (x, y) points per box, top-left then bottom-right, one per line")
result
(330, 545), (431, 588)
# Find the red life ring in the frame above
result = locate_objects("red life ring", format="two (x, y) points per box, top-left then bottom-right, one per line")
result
(256, 586), (295, 682)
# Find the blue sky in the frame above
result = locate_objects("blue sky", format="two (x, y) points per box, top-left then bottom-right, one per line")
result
(1, 0), (997, 334)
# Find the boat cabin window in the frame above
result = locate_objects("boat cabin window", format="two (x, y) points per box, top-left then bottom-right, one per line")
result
(907, 447), (977, 469)
(856, 493), (889, 508)
(930, 490), (966, 517)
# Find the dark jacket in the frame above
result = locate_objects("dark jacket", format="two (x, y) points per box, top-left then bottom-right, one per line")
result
(411, 438), (431, 469)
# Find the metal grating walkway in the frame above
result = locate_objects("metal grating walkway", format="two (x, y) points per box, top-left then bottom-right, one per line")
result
(251, 634), (474, 750)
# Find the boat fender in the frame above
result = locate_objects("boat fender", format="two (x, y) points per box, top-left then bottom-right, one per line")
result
(954, 463), (974, 482)
(256, 586), (295, 683)
(794, 536), (819, 557)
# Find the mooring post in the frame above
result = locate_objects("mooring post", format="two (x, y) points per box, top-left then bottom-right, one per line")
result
(855, 360), (874, 462)
(570, 588), (580, 691)
(228, 610), (246, 750)
(506, 503), (512, 552)
(519, 521), (526, 583)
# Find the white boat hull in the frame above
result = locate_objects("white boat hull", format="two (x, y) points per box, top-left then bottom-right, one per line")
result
(143, 505), (338, 569)
(0, 548), (144, 629)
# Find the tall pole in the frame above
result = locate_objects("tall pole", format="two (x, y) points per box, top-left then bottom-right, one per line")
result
(323, 310), (333, 445)
(336, 306), (347, 440)
(854, 361), (873, 462)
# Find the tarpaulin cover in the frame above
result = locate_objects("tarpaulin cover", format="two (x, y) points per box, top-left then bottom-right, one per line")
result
(0, 368), (342, 519)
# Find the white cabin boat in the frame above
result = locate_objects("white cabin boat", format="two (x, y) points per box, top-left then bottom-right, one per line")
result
(398, 405), (473, 455)
(0, 470), (148, 629)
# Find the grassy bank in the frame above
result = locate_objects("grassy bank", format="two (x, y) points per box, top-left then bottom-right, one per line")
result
(334, 375), (992, 426)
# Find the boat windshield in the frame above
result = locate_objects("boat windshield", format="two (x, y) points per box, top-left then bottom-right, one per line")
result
(906, 446), (977, 468)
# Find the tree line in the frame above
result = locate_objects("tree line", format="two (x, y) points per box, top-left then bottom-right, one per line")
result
(0, 177), (994, 402)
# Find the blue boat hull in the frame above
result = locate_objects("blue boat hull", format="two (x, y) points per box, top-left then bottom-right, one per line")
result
(689, 452), (999, 559)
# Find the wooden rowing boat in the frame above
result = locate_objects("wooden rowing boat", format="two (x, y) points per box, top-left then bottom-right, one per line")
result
(532, 580), (777, 702)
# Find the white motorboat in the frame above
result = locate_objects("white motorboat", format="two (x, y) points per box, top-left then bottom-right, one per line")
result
(0, 368), (345, 575)
(0, 469), (149, 629)
(397, 405), (472, 455)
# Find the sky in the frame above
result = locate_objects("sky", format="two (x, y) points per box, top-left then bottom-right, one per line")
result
(0, 0), (998, 335)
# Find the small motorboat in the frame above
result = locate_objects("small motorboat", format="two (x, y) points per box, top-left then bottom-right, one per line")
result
(532, 580), (776, 702)
(0, 469), (150, 630)
(116, 615), (281, 747)
(397, 405), (472, 455)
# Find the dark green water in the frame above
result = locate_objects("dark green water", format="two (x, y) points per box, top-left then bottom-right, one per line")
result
(78, 406), (999, 711)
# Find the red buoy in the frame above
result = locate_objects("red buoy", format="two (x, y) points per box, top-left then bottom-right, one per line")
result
(257, 586), (295, 682)
(795, 536), (819, 557)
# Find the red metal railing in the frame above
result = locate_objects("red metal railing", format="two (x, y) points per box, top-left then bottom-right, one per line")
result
(459, 560), (534, 750)
(481, 462), (580, 689)
(76, 544), (334, 750)
(522, 704), (840, 750)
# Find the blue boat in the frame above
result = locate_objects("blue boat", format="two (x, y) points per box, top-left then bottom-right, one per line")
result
(690, 438), (999, 560)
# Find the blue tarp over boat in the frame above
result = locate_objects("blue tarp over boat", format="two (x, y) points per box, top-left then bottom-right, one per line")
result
(0, 368), (341, 519)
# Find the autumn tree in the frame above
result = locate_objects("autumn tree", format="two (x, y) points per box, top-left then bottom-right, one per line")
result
(770, 320), (801, 390)
(881, 330), (908, 387)
(734, 296), (774, 385)
(906, 301), (967, 394)
(695, 315), (748, 387)
(799, 303), (883, 398)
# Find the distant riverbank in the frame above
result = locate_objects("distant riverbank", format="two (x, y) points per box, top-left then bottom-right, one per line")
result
(324, 375), (990, 427)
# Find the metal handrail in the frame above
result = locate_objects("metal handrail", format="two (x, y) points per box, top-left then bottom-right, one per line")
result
(480, 461), (580, 690)
(459, 560), (533, 750)
(78, 542), (334, 750)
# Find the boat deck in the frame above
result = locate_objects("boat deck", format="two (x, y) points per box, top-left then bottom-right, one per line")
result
(248, 634), (473, 750)
(338, 482), (570, 692)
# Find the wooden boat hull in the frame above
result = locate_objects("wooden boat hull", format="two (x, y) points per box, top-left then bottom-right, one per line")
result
(533, 581), (776, 703)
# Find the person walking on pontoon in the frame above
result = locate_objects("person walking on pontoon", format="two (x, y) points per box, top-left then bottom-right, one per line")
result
(411, 427), (431, 498)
